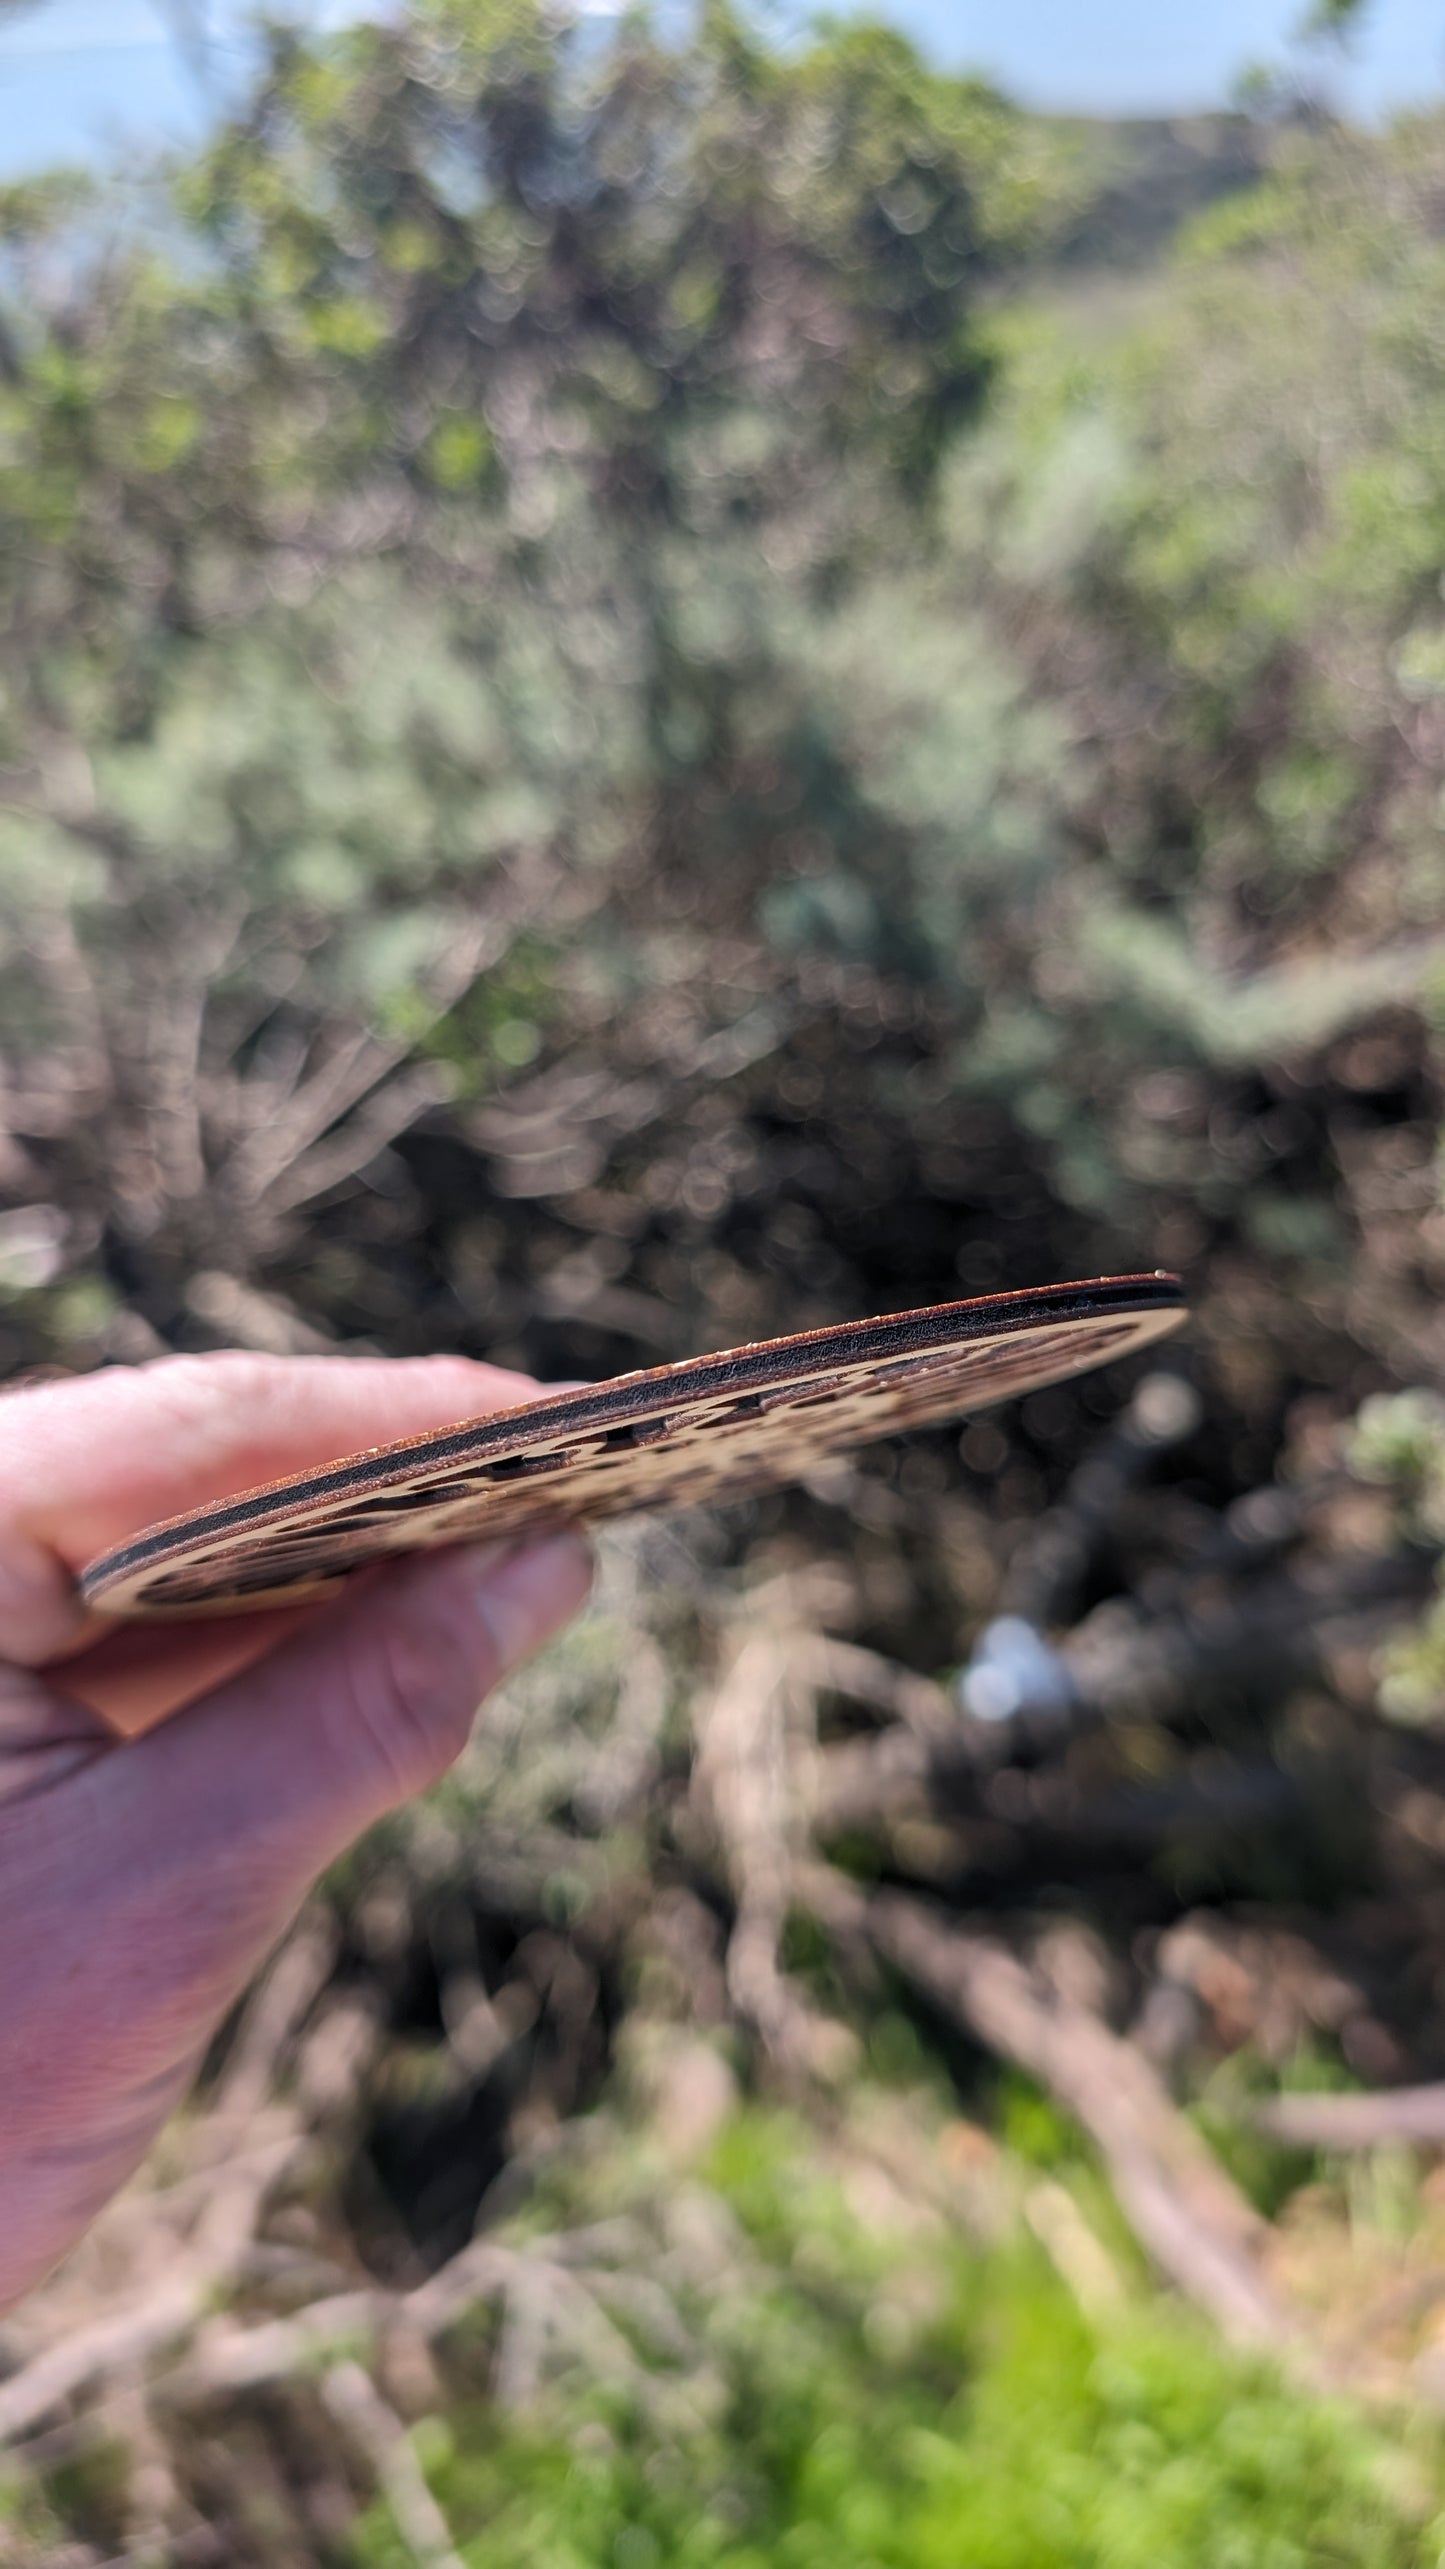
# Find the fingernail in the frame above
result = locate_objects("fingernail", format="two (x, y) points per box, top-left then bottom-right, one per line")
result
(468, 1533), (593, 1674)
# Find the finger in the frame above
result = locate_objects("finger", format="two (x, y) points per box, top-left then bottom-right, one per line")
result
(0, 1533), (592, 2309)
(26, 1536), (594, 2063)
(0, 1351), (547, 1666)
(139, 1530), (592, 1839)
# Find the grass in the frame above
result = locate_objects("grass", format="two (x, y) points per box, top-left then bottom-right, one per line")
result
(348, 2101), (1445, 2569)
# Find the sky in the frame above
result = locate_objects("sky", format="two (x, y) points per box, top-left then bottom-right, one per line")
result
(0, 0), (1442, 178)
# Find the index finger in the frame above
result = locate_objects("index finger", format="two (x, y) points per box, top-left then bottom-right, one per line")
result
(0, 1350), (548, 1708)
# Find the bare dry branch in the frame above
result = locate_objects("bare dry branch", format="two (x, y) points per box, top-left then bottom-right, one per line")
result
(323, 2361), (467, 2569)
(789, 1635), (956, 1739)
(693, 1623), (826, 2068)
(261, 1062), (459, 1217)
(1250, 2085), (1445, 2150)
(804, 1868), (1296, 2351)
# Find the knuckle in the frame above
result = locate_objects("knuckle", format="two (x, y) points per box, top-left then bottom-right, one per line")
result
(133, 1351), (277, 1451)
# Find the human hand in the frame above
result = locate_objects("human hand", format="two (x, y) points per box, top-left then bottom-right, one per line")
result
(0, 1352), (593, 2311)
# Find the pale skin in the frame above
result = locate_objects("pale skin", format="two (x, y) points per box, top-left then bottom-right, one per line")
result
(0, 1351), (594, 2313)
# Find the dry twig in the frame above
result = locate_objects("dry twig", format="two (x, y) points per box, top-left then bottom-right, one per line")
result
(323, 2361), (466, 2569)
(1250, 2085), (1445, 2150)
(692, 1614), (824, 2070)
(805, 1868), (1296, 2350)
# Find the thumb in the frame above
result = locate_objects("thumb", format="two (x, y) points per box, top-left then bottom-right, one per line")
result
(91, 1533), (593, 1955)
(0, 1537), (592, 2311)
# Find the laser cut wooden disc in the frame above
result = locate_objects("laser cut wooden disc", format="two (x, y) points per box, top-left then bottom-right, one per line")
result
(79, 1274), (1186, 1621)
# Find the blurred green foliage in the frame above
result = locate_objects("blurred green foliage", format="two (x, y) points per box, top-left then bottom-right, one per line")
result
(345, 2103), (1436, 2569)
(0, 0), (1093, 1314)
(1353, 1391), (1445, 1721)
(0, 8), (1442, 1372)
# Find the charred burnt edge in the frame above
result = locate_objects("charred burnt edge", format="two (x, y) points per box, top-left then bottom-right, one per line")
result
(79, 1276), (1184, 1599)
